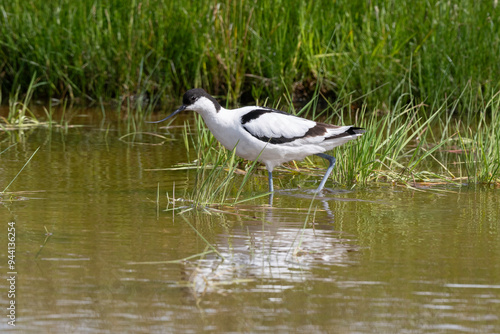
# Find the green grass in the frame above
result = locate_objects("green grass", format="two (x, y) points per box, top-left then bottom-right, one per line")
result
(0, 147), (40, 198)
(1, 0), (499, 109)
(0, 74), (77, 133)
(2, 0), (500, 204)
(163, 83), (500, 206)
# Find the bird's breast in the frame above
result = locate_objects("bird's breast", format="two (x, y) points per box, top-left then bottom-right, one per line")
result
(199, 112), (267, 161)
(199, 113), (239, 148)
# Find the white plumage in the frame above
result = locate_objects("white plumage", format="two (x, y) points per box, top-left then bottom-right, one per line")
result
(243, 111), (316, 140)
(151, 88), (365, 194)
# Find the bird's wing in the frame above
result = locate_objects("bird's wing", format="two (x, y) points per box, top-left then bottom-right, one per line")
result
(241, 108), (320, 144)
(241, 108), (361, 145)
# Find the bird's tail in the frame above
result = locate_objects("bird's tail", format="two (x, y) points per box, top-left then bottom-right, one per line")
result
(347, 127), (365, 135)
(324, 126), (365, 140)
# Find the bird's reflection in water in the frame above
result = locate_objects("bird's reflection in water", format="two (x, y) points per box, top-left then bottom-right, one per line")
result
(180, 197), (360, 296)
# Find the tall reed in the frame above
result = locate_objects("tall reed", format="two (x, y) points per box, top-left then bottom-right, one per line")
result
(1, 0), (499, 109)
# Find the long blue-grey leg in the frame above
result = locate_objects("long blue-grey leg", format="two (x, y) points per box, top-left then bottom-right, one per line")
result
(268, 170), (274, 193)
(268, 170), (274, 206)
(315, 153), (336, 192)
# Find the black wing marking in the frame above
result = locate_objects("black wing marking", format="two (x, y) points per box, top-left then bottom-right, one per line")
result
(324, 127), (365, 140)
(240, 108), (289, 124)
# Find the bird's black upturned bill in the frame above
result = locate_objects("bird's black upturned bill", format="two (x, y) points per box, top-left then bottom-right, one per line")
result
(147, 105), (186, 123)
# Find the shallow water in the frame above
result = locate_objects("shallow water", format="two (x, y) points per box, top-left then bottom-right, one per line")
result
(1, 111), (499, 333)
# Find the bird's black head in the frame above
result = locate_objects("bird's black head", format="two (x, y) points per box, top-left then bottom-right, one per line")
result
(182, 88), (221, 112)
(147, 88), (221, 124)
